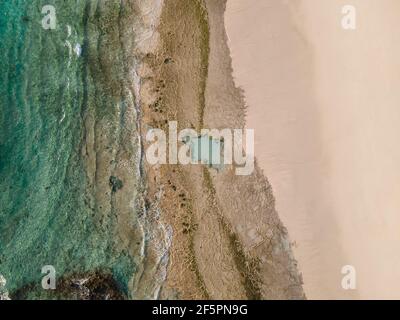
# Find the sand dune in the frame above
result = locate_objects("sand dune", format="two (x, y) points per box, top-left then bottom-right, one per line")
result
(225, 0), (400, 299)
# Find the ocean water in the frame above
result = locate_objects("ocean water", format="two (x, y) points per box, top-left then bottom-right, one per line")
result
(0, 0), (165, 299)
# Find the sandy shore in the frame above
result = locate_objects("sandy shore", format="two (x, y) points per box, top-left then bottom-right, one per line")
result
(140, 0), (304, 299)
(225, 0), (400, 299)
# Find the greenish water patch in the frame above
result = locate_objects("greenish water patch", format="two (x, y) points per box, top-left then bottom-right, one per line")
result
(0, 0), (141, 298)
(185, 134), (224, 170)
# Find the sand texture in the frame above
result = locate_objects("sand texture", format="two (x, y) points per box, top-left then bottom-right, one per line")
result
(140, 0), (305, 299)
(226, 0), (400, 299)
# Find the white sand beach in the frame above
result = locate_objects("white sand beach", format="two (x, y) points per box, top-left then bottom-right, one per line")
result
(225, 0), (400, 299)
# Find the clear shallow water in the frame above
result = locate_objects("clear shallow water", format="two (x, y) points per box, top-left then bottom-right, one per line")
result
(0, 0), (146, 298)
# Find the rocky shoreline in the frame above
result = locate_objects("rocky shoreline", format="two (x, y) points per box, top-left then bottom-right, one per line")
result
(140, 0), (305, 299)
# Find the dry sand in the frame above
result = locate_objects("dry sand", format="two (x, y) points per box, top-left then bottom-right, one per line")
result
(225, 0), (400, 299)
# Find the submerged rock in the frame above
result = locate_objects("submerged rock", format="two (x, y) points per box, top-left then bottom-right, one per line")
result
(10, 271), (126, 300)
(109, 176), (123, 192)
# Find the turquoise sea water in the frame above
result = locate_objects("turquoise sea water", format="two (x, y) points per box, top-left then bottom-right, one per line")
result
(0, 0), (144, 298)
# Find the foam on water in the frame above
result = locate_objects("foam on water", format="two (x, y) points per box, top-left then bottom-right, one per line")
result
(0, 0), (168, 299)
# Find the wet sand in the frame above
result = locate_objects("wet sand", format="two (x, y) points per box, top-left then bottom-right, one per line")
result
(141, 0), (304, 299)
(225, 0), (400, 299)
